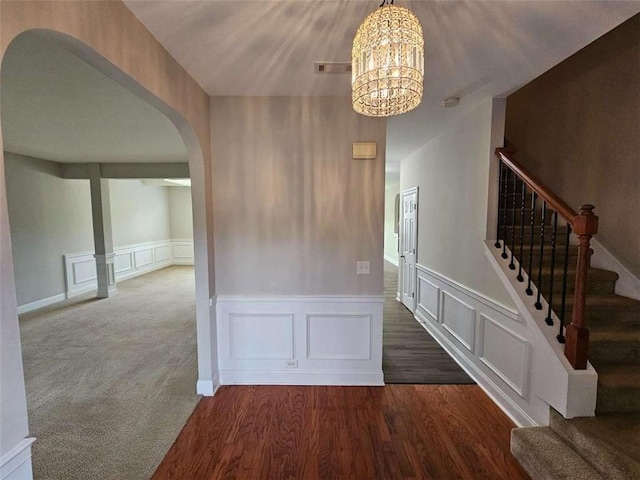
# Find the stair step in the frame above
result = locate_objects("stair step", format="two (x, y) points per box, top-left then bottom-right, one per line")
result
(554, 295), (640, 326)
(589, 327), (640, 364)
(535, 267), (618, 296)
(510, 427), (602, 479)
(515, 243), (577, 257)
(505, 246), (578, 267)
(596, 364), (640, 413)
(549, 409), (640, 479)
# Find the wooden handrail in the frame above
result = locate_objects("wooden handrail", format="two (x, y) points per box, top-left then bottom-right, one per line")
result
(496, 148), (578, 224)
(495, 146), (598, 370)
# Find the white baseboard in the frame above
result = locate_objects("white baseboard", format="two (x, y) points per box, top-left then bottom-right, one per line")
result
(219, 370), (384, 386)
(216, 295), (384, 386)
(0, 438), (35, 480)
(196, 380), (215, 396)
(384, 254), (399, 267)
(17, 293), (66, 314)
(590, 238), (640, 301)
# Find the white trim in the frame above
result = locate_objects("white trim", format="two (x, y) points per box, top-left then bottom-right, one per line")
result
(215, 295), (384, 386)
(216, 295), (384, 303)
(590, 238), (640, 301)
(17, 293), (66, 314)
(383, 254), (399, 267)
(196, 380), (215, 396)
(219, 370), (384, 386)
(417, 264), (519, 320)
(478, 313), (531, 398)
(1, 438), (35, 480)
(413, 262), (555, 426)
(18, 239), (195, 311)
(61, 239), (194, 299)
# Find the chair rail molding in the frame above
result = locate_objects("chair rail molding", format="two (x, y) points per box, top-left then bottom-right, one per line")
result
(215, 295), (384, 386)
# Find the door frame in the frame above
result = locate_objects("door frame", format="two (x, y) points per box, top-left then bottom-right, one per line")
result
(399, 186), (418, 312)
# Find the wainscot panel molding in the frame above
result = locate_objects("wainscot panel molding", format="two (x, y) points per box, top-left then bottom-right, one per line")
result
(172, 240), (195, 265)
(59, 239), (194, 301)
(0, 438), (35, 480)
(413, 264), (548, 427)
(216, 295), (384, 386)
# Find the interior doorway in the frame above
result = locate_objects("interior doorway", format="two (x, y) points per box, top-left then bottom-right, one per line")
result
(399, 186), (418, 312)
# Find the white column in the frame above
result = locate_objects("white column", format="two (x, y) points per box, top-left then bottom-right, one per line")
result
(89, 168), (116, 298)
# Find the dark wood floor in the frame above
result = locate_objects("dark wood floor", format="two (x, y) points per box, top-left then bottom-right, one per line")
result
(153, 385), (528, 480)
(383, 262), (473, 384)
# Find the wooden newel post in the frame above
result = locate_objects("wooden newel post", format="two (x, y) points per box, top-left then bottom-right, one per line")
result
(565, 204), (598, 369)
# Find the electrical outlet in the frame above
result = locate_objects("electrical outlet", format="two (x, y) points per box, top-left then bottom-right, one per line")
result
(285, 360), (298, 369)
(356, 261), (370, 275)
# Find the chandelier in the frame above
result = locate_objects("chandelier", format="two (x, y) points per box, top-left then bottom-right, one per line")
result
(352, 0), (424, 117)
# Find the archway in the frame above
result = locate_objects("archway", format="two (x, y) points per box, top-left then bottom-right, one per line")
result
(0, 3), (216, 477)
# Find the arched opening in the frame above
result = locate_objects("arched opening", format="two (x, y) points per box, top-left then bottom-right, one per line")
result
(0, 29), (215, 478)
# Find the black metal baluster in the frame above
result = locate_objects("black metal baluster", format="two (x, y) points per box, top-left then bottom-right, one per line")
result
(517, 180), (526, 282)
(557, 223), (572, 344)
(526, 192), (537, 296)
(501, 168), (510, 259)
(535, 201), (547, 310)
(545, 211), (558, 325)
(495, 161), (503, 249)
(509, 177), (518, 270)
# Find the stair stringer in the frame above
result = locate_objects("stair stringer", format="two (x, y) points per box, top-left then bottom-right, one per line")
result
(485, 241), (598, 420)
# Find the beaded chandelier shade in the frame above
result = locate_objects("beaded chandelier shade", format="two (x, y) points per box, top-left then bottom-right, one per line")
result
(352, 1), (424, 117)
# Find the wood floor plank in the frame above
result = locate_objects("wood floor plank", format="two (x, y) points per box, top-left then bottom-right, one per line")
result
(382, 263), (474, 384)
(153, 385), (528, 480)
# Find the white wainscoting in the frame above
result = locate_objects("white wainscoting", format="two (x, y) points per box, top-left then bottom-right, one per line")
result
(172, 240), (195, 266)
(57, 239), (195, 301)
(413, 264), (550, 427)
(216, 296), (384, 386)
(0, 438), (35, 480)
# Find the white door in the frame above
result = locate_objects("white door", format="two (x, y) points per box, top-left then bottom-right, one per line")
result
(400, 187), (418, 311)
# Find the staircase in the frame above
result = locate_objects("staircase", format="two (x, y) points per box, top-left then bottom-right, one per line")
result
(511, 410), (640, 479)
(494, 147), (640, 478)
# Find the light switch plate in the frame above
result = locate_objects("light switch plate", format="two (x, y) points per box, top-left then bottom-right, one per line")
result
(356, 261), (370, 275)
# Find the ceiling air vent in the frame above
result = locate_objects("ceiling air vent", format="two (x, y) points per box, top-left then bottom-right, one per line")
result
(315, 62), (352, 74)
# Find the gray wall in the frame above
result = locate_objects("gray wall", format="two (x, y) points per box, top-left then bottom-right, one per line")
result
(110, 179), (171, 247)
(506, 14), (640, 277)
(168, 186), (193, 239)
(5, 153), (189, 306)
(5, 153), (94, 305)
(400, 100), (513, 307)
(211, 96), (386, 295)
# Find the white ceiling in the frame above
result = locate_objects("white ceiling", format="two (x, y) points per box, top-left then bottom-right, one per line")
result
(1, 34), (187, 164)
(124, 0), (640, 177)
(2, 2), (637, 172)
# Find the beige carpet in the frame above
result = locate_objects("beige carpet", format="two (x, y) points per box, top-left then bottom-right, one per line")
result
(19, 266), (200, 480)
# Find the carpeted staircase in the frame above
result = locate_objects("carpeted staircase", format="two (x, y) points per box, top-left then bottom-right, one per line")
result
(499, 202), (640, 478)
